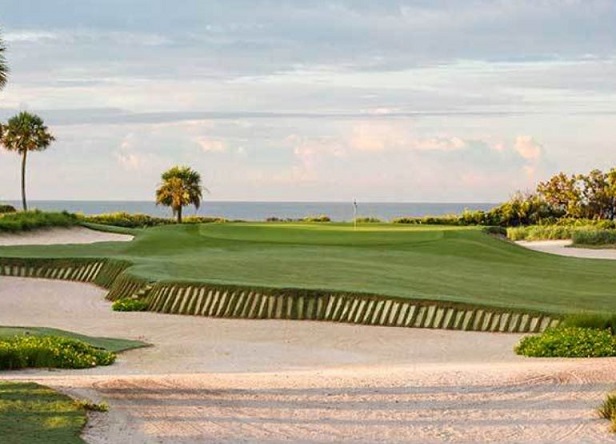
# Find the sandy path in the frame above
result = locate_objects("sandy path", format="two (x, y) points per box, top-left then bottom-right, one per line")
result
(517, 240), (616, 260)
(0, 226), (133, 246)
(1, 277), (616, 443)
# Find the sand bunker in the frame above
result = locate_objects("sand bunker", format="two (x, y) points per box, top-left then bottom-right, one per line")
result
(2, 231), (616, 442)
(0, 226), (133, 246)
(1, 277), (616, 443)
(518, 240), (616, 260)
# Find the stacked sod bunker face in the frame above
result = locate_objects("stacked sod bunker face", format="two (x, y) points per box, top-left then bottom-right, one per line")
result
(0, 257), (558, 333)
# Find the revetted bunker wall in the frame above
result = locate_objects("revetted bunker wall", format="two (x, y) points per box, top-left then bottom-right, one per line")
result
(0, 257), (560, 333)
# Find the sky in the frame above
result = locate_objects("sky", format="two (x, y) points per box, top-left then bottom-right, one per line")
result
(0, 0), (615, 203)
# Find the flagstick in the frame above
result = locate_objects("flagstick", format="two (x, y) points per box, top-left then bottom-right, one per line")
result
(353, 199), (357, 231)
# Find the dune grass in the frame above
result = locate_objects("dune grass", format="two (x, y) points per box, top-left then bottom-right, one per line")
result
(0, 382), (89, 443)
(3, 222), (616, 314)
(0, 211), (78, 233)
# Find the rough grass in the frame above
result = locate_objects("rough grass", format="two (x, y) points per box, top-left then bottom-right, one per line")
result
(572, 229), (616, 247)
(0, 382), (88, 443)
(4, 223), (616, 314)
(0, 327), (148, 353)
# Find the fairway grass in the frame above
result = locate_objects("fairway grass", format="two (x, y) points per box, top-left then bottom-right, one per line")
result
(2, 223), (616, 317)
(0, 382), (88, 443)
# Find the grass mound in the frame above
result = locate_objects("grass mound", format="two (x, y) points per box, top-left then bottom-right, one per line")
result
(0, 210), (78, 233)
(5, 222), (616, 315)
(0, 335), (115, 370)
(514, 327), (616, 358)
(0, 327), (148, 353)
(0, 382), (90, 444)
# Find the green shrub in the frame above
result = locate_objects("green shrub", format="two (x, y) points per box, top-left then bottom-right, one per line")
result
(514, 327), (616, 358)
(482, 226), (507, 236)
(82, 212), (174, 228)
(598, 393), (616, 420)
(0, 335), (115, 370)
(572, 229), (616, 246)
(0, 210), (78, 233)
(561, 313), (616, 334)
(0, 205), (16, 214)
(182, 216), (227, 224)
(355, 217), (382, 223)
(507, 225), (575, 241)
(302, 215), (331, 222)
(81, 212), (226, 228)
(112, 298), (149, 312)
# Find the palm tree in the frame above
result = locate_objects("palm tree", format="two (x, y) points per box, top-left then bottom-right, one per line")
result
(0, 112), (55, 211)
(155, 166), (204, 223)
(0, 30), (8, 90)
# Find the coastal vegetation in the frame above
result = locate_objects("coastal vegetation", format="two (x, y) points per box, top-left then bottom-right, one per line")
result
(0, 112), (55, 211)
(0, 382), (92, 444)
(0, 210), (78, 233)
(0, 29), (7, 90)
(155, 166), (205, 223)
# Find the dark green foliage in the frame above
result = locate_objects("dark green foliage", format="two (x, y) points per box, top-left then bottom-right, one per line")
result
(0, 204), (16, 213)
(355, 217), (382, 223)
(0, 382), (89, 444)
(561, 313), (616, 334)
(302, 215), (331, 222)
(572, 229), (616, 246)
(112, 298), (149, 312)
(82, 212), (174, 228)
(482, 226), (507, 236)
(0, 210), (78, 233)
(80, 212), (225, 228)
(515, 327), (616, 358)
(0, 335), (115, 370)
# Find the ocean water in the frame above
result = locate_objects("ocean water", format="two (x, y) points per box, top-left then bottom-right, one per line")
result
(5, 201), (497, 222)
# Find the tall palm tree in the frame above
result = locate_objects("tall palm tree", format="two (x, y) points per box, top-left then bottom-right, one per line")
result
(0, 30), (8, 90)
(0, 112), (55, 211)
(155, 166), (204, 223)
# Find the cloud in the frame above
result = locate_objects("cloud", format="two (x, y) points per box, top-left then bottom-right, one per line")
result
(3, 31), (59, 43)
(196, 137), (226, 153)
(514, 136), (543, 161)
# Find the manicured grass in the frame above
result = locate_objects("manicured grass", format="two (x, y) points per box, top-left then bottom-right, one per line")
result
(0, 327), (148, 353)
(3, 222), (616, 314)
(0, 382), (88, 443)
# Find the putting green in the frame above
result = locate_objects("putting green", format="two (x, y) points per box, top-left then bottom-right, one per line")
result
(1, 223), (616, 323)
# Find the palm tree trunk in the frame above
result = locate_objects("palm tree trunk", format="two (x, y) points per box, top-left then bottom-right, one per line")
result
(21, 150), (28, 211)
(177, 206), (182, 224)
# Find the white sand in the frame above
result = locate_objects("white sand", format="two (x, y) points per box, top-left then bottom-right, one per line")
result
(1, 277), (616, 443)
(1, 233), (616, 442)
(517, 240), (616, 260)
(0, 227), (133, 246)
